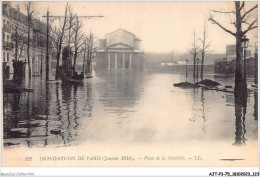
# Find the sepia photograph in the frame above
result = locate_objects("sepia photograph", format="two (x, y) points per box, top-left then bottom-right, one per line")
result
(0, 0), (259, 175)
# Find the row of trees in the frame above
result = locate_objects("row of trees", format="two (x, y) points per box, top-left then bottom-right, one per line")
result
(188, 20), (211, 81)
(10, 2), (38, 80)
(50, 3), (97, 80)
(10, 2), (97, 81)
(187, 1), (257, 87)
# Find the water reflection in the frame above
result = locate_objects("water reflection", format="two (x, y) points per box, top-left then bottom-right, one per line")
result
(233, 86), (247, 146)
(96, 71), (144, 117)
(3, 72), (258, 148)
(201, 89), (206, 133)
(254, 91), (258, 121)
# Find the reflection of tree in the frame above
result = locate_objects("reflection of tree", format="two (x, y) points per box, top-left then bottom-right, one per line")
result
(201, 89), (206, 133)
(73, 85), (80, 131)
(233, 85), (247, 146)
(85, 83), (93, 118)
(43, 83), (50, 147)
(54, 83), (62, 146)
(254, 91), (258, 121)
(56, 83), (62, 122)
(26, 81), (31, 140)
(61, 83), (72, 145)
(4, 93), (21, 139)
(190, 88), (198, 122)
(60, 83), (83, 145)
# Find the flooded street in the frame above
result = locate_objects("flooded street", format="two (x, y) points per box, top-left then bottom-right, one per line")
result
(3, 71), (258, 148)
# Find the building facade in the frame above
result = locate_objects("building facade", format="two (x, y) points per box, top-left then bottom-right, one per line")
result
(96, 29), (143, 71)
(226, 44), (256, 61)
(2, 2), (53, 80)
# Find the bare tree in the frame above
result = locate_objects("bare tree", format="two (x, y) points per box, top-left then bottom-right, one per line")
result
(51, 3), (69, 79)
(11, 24), (26, 80)
(82, 33), (96, 77)
(71, 16), (84, 73)
(23, 2), (38, 79)
(209, 1), (258, 91)
(12, 25), (26, 62)
(198, 20), (212, 80)
(82, 37), (87, 75)
(64, 9), (76, 69)
(84, 32), (96, 77)
(188, 31), (200, 81)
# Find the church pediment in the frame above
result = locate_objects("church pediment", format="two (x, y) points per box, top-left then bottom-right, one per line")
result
(107, 43), (133, 49)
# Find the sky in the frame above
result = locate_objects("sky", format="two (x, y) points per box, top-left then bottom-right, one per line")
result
(11, 1), (258, 54)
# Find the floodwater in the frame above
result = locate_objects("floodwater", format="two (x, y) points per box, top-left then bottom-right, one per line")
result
(3, 70), (258, 148)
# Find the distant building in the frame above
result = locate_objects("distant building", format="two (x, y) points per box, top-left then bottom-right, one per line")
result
(226, 44), (256, 61)
(2, 2), (53, 79)
(215, 43), (258, 74)
(96, 29), (143, 71)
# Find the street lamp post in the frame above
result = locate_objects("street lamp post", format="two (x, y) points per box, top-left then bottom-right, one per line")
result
(186, 59), (188, 81)
(241, 36), (249, 83)
(196, 58), (199, 82)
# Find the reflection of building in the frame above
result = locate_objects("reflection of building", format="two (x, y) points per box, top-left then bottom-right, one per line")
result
(2, 2), (52, 79)
(96, 29), (143, 71)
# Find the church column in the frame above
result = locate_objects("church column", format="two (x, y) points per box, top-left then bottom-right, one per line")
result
(129, 52), (132, 70)
(115, 52), (118, 70)
(107, 52), (110, 70)
(122, 52), (125, 69)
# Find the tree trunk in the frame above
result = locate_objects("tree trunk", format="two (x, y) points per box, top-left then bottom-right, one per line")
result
(27, 28), (31, 79)
(40, 46), (43, 76)
(235, 35), (244, 91)
(201, 52), (204, 80)
(254, 51), (258, 85)
(86, 61), (91, 77)
(193, 54), (196, 82)
(13, 28), (19, 80)
(55, 6), (68, 80)
(83, 60), (85, 76)
(55, 49), (61, 79)
(73, 50), (78, 73)
(234, 1), (245, 93)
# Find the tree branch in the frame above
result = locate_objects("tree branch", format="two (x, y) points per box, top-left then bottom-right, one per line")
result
(208, 17), (236, 36)
(243, 24), (258, 35)
(239, 1), (245, 12)
(212, 10), (235, 14)
(242, 4), (258, 20)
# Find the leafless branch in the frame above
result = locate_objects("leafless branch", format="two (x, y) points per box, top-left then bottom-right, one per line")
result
(242, 4), (258, 20)
(243, 18), (258, 35)
(239, 1), (245, 12)
(208, 16), (236, 36)
(212, 10), (235, 14)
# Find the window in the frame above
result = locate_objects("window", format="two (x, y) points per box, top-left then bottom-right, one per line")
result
(3, 33), (5, 40)
(7, 53), (9, 61)
(3, 52), (5, 61)
(7, 35), (9, 42)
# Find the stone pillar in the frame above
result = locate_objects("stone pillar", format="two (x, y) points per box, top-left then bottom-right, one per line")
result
(129, 52), (132, 69)
(107, 52), (110, 70)
(115, 52), (118, 70)
(122, 52), (125, 69)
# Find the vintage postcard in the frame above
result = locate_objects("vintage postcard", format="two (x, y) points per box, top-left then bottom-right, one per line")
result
(1, 0), (259, 172)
